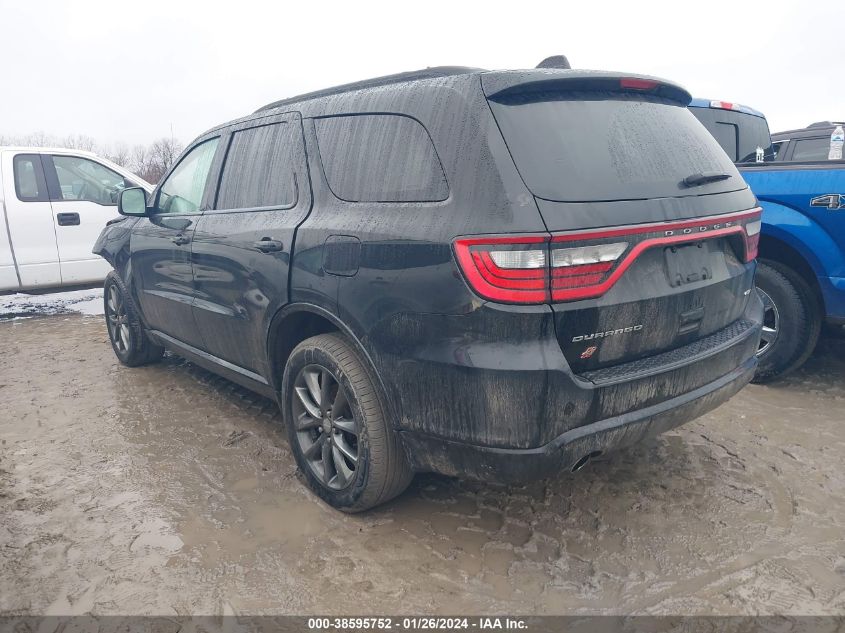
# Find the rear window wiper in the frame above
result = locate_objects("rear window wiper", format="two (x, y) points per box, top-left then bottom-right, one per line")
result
(682, 171), (732, 187)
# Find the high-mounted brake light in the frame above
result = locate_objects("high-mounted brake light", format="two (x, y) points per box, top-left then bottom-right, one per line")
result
(621, 78), (659, 90)
(453, 209), (762, 305)
(710, 100), (741, 111)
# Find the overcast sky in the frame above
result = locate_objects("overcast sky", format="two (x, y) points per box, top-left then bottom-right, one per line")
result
(1, 0), (841, 148)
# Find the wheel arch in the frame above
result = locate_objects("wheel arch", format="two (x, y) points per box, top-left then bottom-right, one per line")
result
(758, 233), (824, 313)
(265, 304), (396, 422)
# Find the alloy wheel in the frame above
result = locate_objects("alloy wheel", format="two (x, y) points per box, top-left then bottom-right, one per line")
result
(757, 288), (780, 357)
(106, 284), (131, 353)
(292, 365), (359, 490)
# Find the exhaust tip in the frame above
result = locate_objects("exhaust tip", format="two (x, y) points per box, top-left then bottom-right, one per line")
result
(571, 450), (603, 472)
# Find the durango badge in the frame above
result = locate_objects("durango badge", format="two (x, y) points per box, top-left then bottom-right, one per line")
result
(572, 325), (644, 343)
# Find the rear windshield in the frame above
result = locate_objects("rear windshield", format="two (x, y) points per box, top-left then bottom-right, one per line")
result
(488, 92), (744, 203)
(689, 106), (774, 163)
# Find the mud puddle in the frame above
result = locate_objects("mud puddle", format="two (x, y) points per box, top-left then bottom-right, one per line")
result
(1, 315), (844, 615)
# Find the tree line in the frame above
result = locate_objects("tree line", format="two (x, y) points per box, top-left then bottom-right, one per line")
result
(0, 133), (184, 184)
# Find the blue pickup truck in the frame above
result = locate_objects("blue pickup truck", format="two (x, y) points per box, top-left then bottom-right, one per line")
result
(690, 100), (845, 381)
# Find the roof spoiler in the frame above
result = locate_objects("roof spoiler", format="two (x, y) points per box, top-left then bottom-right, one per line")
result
(482, 70), (692, 105)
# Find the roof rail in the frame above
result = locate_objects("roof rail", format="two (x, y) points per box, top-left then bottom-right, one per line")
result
(255, 66), (484, 113)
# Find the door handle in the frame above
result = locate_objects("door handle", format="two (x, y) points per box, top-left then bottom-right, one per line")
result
(810, 194), (845, 210)
(171, 234), (191, 246)
(254, 238), (284, 253)
(56, 212), (80, 226)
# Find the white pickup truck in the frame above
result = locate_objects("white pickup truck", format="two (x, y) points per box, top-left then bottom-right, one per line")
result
(0, 147), (153, 292)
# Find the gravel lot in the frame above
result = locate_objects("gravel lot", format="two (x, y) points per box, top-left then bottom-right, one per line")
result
(1, 306), (844, 616)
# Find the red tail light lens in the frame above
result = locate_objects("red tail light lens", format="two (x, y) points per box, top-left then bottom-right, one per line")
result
(620, 78), (659, 90)
(550, 242), (628, 297)
(710, 100), (740, 111)
(453, 235), (549, 303)
(744, 219), (761, 262)
(453, 209), (762, 305)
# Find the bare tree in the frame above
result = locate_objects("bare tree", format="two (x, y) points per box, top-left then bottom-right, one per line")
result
(146, 137), (184, 183)
(62, 134), (97, 151)
(1, 131), (184, 184)
(104, 142), (132, 168)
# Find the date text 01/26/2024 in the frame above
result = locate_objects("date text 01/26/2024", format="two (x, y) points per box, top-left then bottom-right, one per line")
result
(307, 617), (528, 630)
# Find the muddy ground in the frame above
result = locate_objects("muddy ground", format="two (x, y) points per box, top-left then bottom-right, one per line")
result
(1, 311), (844, 616)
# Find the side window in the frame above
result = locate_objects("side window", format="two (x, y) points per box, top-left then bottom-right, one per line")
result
(13, 154), (47, 202)
(772, 141), (787, 161)
(216, 123), (297, 210)
(790, 137), (831, 162)
(51, 155), (134, 205)
(314, 114), (448, 202)
(157, 138), (219, 214)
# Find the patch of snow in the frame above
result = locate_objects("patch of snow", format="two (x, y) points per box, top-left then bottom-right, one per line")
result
(0, 288), (104, 319)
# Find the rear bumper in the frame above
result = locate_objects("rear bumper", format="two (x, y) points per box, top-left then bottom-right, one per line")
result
(401, 355), (757, 482)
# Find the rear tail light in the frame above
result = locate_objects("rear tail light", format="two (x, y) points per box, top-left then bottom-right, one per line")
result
(453, 209), (762, 305)
(550, 242), (628, 295)
(453, 235), (549, 303)
(744, 219), (762, 262)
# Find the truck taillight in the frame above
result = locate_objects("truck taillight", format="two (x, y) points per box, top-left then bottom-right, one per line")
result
(744, 219), (762, 262)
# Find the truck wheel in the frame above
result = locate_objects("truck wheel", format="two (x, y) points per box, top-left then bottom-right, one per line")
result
(104, 271), (164, 367)
(752, 260), (821, 383)
(281, 333), (413, 512)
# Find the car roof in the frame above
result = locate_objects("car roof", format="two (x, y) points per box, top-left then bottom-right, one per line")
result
(254, 66), (692, 114)
(0, 146), (99, 156)
(255, 66), (483, 113)
(194, 65), (692, 142)
(688, 98), (766, 119)
(772, 121), (844, 139)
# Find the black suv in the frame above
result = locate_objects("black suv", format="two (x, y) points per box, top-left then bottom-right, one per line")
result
(95, 64), (763, 511)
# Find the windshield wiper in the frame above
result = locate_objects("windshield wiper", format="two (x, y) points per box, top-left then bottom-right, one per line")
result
(682, 171), (732, 187)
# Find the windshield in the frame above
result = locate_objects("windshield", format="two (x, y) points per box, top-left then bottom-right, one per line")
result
(489, 92), (744, 203)
(689, 106), (774, 163)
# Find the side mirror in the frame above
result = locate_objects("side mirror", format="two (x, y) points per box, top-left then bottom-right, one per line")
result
(118, 187), (149, 216)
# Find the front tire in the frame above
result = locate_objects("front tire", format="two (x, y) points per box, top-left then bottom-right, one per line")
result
(282, 333), (413, 512)
(104, 272), (164, 367)
(752, 260), (820, 383)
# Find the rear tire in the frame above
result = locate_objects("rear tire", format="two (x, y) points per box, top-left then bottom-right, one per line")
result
(281, 333), (413, 512)
(752, 260), (820, 383)
(104, 271), (164, 367)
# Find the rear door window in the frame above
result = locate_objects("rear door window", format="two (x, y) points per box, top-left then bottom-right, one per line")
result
(688, 107), (773, 164)
(314, 114), (448, 202)
(13, 154), (48, 202)
(216, 122), (298, 210)
(790, 137), (832, 162)
(490, 92), (744, 202)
